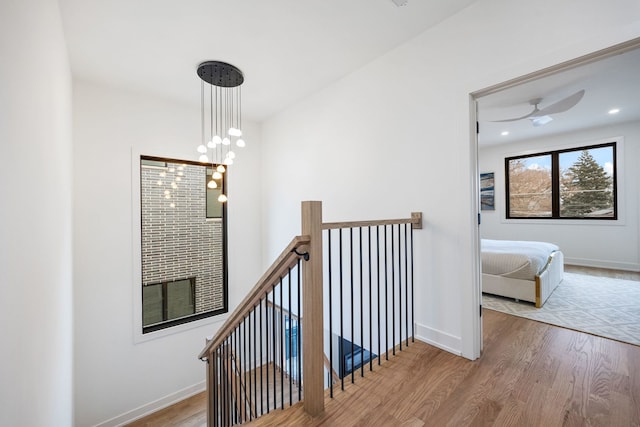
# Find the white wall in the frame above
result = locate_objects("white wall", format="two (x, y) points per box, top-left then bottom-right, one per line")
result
(261, 0), (640, 359)
(479, 120), (640, 271)
(72, 80), (263, 426)
(0, 1), (73, 426)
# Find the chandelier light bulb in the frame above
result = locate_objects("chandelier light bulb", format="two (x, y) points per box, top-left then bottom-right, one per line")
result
(175, 176), (181, 182)
(171, 182), (178, 189)
(222, 137), (231, 146)
(197, 145), (207, 153)
(207, 180), (218, 189)
(164, 190), (170, 195)
(207, 139), (215, 148)
(218, 194), (228, 203)
(224, 157), (233, 165)
(198, 154), (209, 163)
(236, 138), (246, 148)
(165, 194), (171, 199)
(227, 151), (236, 159)
(156, 180), (163, 186)
(212, 135), (222, 145)
(159, 171), (166, 177)
(169, 202), (176, 208)
(212, 171), (222, 180)
(168, 168), (175, 173)
(216, 165), (226, 173)
(228, 127), (242, 137)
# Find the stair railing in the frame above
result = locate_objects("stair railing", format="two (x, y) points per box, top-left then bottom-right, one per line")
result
(199, 201), (421, 426)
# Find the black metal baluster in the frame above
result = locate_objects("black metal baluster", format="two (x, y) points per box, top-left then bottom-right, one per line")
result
(404, 224), (409, 347)
(265, 293), (270, 414)
(377, 225), (381, 366)
(272, 285), (277, 411)
(243, 317), (247, 422)
(297, 260), (301, 402)
(384, 225), (389, 361)
(411, 226), (415, 342)
(339, 228), (344, 390)
(280, 277), (284, 410)
(223, 342), (227, 426)
(259, 297), (264, 416)
(212, 348), (218, 427)
(235, 325), (240, 424)
(368, 226), (373, 371)
(350, 227), (354, 384)
(222, 343), (226, 426)
(247, 312), (253, 421)
(391, 224), (396, 356)
(359, 227), (364, 378)
(253, 305), (257, 417)
(328, 230), (333, 397)
(288, 268), (293, 407)
(397, 224), (402, 352)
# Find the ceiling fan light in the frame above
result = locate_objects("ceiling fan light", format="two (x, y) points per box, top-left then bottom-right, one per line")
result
(530, 115), (553, 127)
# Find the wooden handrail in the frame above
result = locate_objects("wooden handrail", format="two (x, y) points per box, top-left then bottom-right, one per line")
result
(198, 234), (311, 360)
(322, 212), (422, 230)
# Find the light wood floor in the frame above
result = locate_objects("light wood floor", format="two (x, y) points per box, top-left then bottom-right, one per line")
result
(127, 266), (640, 426)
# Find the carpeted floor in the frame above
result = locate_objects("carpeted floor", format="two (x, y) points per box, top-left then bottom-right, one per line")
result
(483, 272), (640, 346)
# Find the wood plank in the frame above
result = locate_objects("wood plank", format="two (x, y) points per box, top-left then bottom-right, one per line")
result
(322, 216), (419, 230)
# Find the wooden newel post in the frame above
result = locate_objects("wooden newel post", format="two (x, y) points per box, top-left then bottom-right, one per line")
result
(301, 201), (324, 416)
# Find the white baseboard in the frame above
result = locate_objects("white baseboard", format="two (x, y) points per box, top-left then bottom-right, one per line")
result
(414, 323), (462, 356)
(94, 381), (206, 427)
(565, 257), (640, 272)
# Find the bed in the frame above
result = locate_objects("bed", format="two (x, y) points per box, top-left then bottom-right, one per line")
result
(481, 239), (564, 308)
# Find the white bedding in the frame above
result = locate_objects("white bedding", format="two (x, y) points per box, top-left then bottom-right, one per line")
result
(481, 239), (560, 281)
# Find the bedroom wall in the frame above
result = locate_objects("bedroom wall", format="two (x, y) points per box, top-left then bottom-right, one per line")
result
(260, 0), (640, 359)
(73, 80), (263, 426)
(0, 0), (73, 425)
(479, 120), (640, 271)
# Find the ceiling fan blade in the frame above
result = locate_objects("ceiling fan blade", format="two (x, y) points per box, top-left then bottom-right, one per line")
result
(490, 107), (538, 122)
(533, 89), (585, 117)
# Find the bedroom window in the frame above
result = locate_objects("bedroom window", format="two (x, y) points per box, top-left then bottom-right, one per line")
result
(505, 142), (616, 219)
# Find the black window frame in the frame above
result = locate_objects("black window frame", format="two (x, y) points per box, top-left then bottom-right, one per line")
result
(143, 277), (197, 330)
(140, 155), (229, 334)
(505, 142), (617, 220)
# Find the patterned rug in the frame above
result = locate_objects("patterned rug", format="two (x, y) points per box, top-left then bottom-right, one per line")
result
(483, 272), (640, 346)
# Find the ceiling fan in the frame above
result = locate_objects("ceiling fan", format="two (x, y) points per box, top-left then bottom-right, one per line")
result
(492, 89), (585, 127)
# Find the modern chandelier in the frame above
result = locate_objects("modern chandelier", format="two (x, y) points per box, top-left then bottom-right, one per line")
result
(196, 61), (246, 203)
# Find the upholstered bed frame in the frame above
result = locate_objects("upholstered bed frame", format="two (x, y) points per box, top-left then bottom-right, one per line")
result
(482, 250), (564, 308)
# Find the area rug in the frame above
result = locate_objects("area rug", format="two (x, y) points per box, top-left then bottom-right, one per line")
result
(483, 272), (640, 346)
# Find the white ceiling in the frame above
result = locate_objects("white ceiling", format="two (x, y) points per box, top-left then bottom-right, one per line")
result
(477, 46), (640, 146)
(59, 0), (477, 122)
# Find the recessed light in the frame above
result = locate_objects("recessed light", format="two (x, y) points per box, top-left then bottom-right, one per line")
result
(501, 131), (509, 136)
(608, 108), (620, 115)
